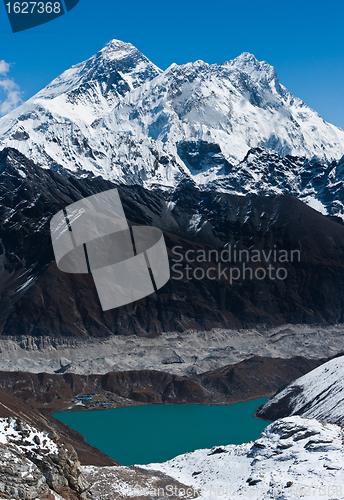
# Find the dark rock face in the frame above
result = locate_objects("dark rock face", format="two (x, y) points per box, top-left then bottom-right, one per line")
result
(197, 356), (324, 402)
(0, 355), (328, 410)
(177, 140), (233, 173)
(209, 147), (344, 218)
(0, 441), (50, 499)
(64, 39), (161, 103)
(255, 386), (304, 422)
(1, 147), (344, 337)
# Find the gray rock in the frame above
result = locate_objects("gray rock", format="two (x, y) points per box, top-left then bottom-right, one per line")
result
(0, 417), (89, 499)
(160, 349), (185, 365)
(0, 443), (49, 499)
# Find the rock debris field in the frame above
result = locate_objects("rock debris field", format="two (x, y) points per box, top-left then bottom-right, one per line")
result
(0, 324), (343, 376)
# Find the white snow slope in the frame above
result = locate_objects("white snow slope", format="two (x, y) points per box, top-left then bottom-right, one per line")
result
(142, 416), (344, 499)
(259, 355), (344, 426)
(0, 40), (343, 193)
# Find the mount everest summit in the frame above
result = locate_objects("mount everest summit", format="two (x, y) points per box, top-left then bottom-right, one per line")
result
(1, 40), (344, 217)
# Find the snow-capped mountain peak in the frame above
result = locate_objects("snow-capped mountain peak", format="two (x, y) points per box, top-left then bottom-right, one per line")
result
(229, 52), (277, 79)
(99, 38), (139, 59)
(1, 39), (344, 206)
(222, 52), (282, 98)
(34, 38), (162, 102)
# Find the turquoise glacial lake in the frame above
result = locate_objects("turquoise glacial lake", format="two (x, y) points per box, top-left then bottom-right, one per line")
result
(53, 398), (269, 465)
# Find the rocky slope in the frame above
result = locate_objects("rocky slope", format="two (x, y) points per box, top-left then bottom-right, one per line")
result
(209, 147), (344, 220)
(0, 416), (89, 499)
(2, 147), (344, 336)
(0, 385), (116, 466)
(138, 416), (344, 500)
(83, 464), (201, 500)
(0, 355), (327, 412)
(256, 354), (344, 425)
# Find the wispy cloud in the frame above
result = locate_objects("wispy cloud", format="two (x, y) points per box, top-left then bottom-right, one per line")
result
(0, 60), (10, 75)
(0, 60), (22, 116)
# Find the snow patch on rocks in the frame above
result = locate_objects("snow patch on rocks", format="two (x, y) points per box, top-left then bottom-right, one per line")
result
(0, 417), (88, 499)
(141, 416), (344, 499)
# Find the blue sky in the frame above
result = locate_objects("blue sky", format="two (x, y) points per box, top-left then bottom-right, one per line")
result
(1, 0), (344, 128)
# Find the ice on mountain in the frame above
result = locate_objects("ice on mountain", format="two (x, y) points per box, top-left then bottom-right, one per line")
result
(0, 40), (344, 219)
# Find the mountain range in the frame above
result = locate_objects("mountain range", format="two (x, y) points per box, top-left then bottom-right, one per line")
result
(2, 147), (344, 336)
(0, 41), (344, 335)
(1, 40), (344, 218)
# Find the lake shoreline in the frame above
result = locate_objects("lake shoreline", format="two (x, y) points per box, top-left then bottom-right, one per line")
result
(0, 355), (325, 419)
(53, 399), (271, 466)
(0, 355), (326, 465)
(48, 392), (276, 415)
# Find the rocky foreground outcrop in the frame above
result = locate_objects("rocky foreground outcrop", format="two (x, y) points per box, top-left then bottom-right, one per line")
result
(0, 417), (89, 499)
